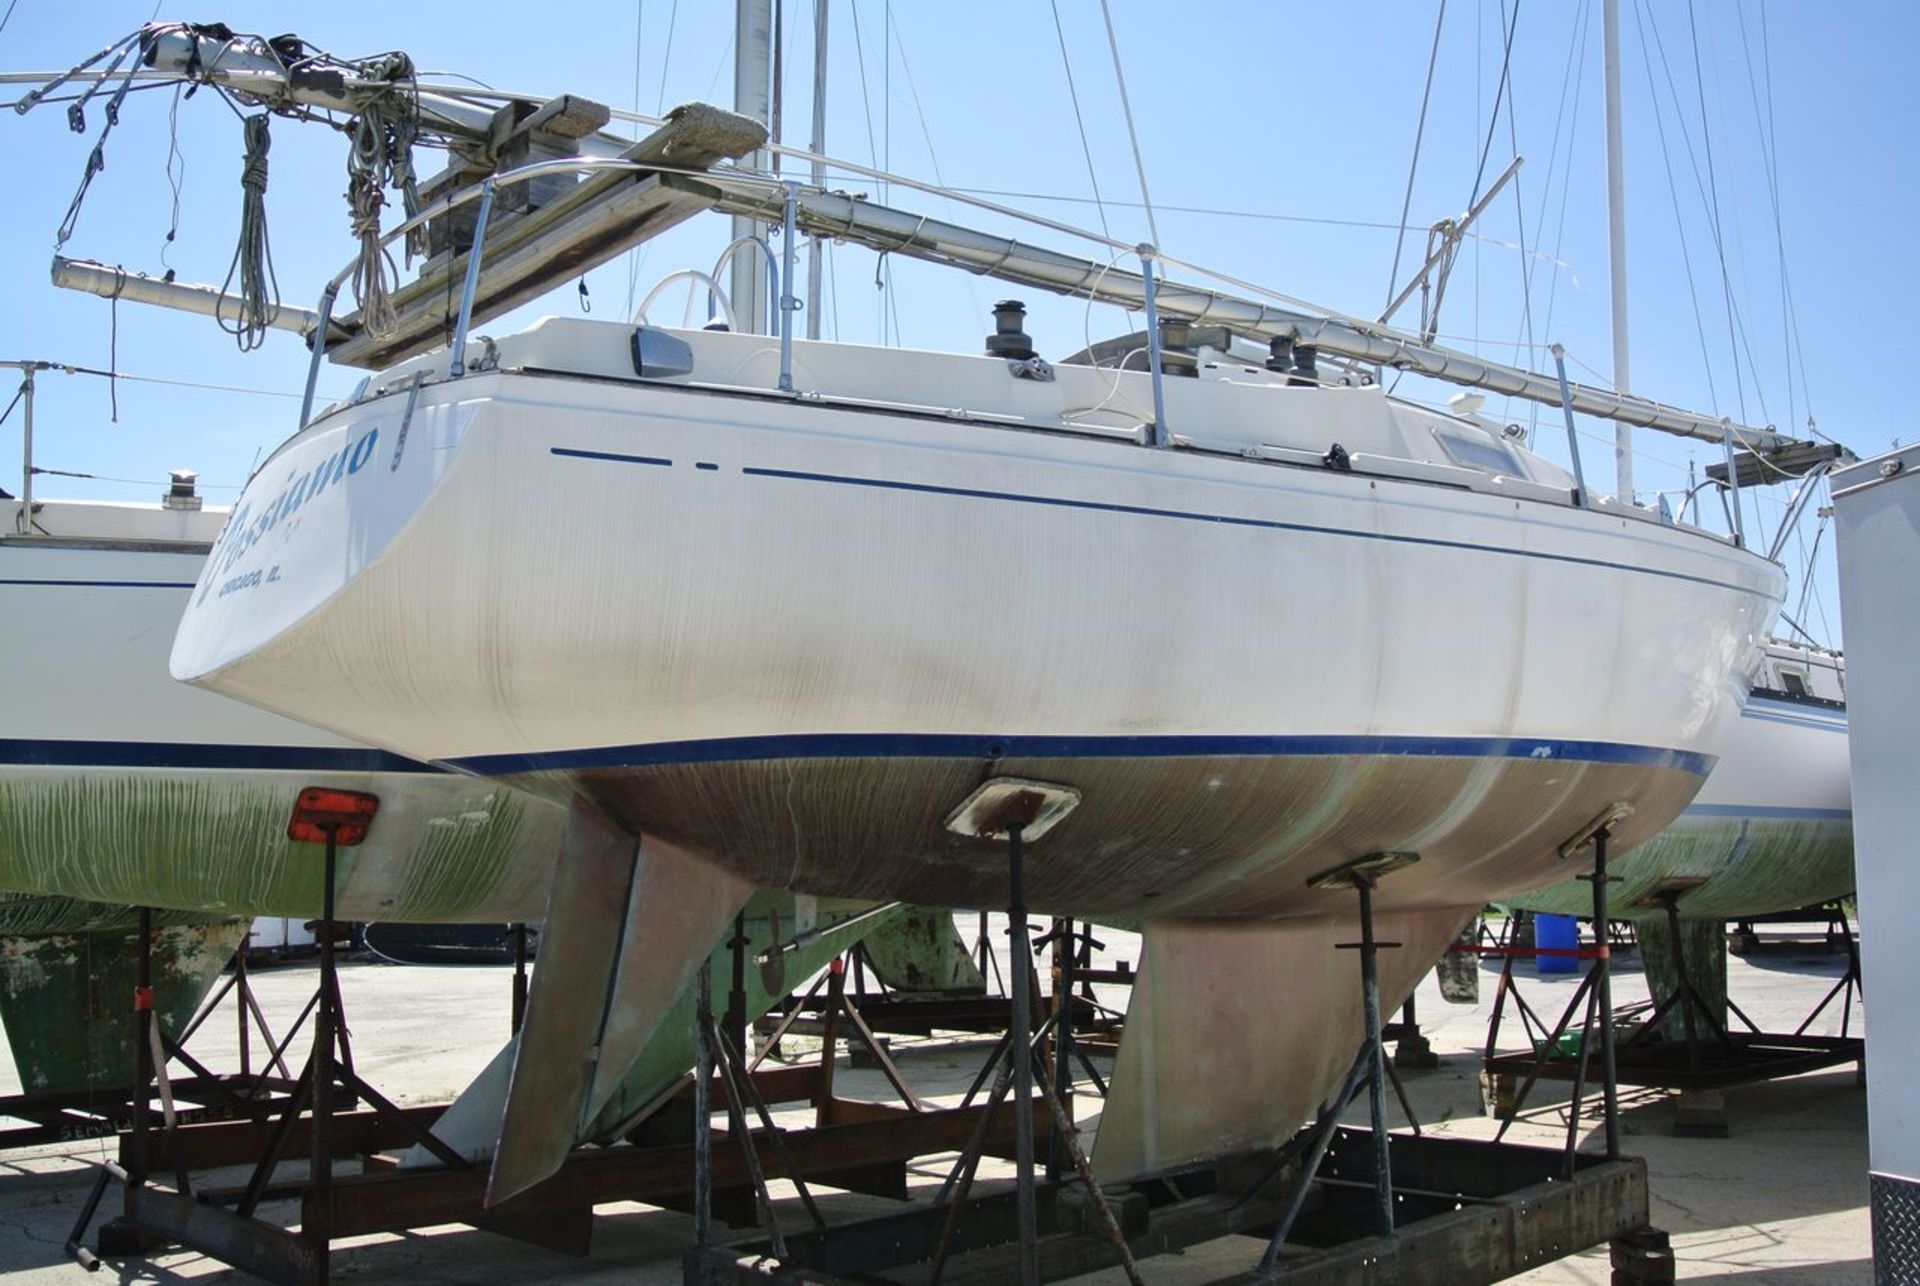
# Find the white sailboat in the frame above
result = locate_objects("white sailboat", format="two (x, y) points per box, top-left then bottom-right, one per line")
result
(167, 262), (1784, 1187)
(18, 12), (1825, 1203)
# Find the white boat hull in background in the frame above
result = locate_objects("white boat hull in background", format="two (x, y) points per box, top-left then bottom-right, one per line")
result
(1512, 644), (1851, 920)
(1, 499), (562, 922)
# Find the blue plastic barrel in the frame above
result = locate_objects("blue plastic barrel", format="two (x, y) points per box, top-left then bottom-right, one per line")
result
(1534, 914), (1580, 974)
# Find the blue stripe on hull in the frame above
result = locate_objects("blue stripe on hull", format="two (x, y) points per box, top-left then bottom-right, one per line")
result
(0, 739), (438, 775)
(450, 732), (1716, 779)
(0, 579), (197, 590)
(1681, 802), (1853, 822)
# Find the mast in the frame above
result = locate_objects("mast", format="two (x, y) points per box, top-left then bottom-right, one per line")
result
(732, 0), (774, 334)
(806, 0), (829, 341)
(1603, 0), (1633, 500)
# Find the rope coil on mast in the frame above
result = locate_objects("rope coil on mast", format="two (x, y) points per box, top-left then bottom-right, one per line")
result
(216, 114), (279, 351)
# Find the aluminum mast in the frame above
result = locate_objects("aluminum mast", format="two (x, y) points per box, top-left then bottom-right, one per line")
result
(1603, 0), (1634, 499)
(731, 0), (774, 334)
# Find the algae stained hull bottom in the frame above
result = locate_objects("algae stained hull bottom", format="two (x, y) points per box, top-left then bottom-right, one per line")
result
(491, 744), (1710, 919)
(0, 765), (561, 923)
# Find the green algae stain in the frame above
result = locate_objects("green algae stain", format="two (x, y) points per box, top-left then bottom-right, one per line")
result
(0, 775), (552, 922)
(373, 790), (531, 920)
(0, 776), (317, 913)
(1509, 817), (1853, 920)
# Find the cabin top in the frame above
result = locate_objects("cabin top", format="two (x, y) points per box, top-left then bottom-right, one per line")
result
(329, 314), (1726, 537)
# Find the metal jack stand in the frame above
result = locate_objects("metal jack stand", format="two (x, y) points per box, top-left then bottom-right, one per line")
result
(1249, 851), (1422, 1272)
(928, 778), (1141, 1286)
(71, 787), (477, 1286)
(688, 959), (828, 1272)
(1034, 917), (1109, 1177)
(1486, 808), (1630, 1168)
(509, 922), (531, 1036)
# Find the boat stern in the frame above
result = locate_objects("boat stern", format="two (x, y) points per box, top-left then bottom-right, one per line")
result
(170, 385), (473, 727)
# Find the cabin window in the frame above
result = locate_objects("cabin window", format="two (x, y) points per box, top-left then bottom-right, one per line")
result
(1432, 426), (1519, 477)
(1780, 671), (1809, 697)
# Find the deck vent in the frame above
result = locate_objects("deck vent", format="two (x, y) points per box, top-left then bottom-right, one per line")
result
(986, 299), (1036, 361)
(163, 470), (201, 511)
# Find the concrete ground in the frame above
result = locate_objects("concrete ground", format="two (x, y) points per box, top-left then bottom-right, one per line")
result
(0, 922), (1869, 1283)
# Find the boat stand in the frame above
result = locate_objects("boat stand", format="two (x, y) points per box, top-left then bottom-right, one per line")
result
(1727, 900), (1854, 956)
(694, 839), (1666, 1285)
(689, 845), (1663, 1282)
(755, 921), (1127, 1062)
(1482, 891), (1864, 1136)
(0, 915), (304, 1153)
(67, 789), (474, 1283)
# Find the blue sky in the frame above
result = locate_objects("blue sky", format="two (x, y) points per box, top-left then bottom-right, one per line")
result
(4, 1), (1913, 643)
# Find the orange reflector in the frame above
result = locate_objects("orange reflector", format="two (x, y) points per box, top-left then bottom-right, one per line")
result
(287, 787), (381, 846)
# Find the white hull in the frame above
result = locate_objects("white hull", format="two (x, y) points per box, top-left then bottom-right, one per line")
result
(2, 500), (562, 921)
(173, 322), (1784, 920)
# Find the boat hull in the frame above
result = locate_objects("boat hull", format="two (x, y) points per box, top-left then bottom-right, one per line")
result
(174, 369), (1784, 918)
(1, 521), (562, 922)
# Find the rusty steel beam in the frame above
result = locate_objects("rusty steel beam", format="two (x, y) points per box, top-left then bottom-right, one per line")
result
(700, 1130), (1651, 1285)
(123, 1104), (447, 1172)
(118, 1182), (314, 1286)
(307, 1100), (1050, 1239)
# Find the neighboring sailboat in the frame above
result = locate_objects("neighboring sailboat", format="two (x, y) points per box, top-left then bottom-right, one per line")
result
(2, 490), (564, 923)
(1511, 639), (1849, 926)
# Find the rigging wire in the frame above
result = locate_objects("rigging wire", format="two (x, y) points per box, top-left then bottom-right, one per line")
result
(845, 0), (887, 343)
(1645, 3), (1755, 426)
(1631, 0), (1720, 418)
(1523, 0), (1594, 440)
(1385, 0), (1448, 314)
(1736, 1), (1813, 432)
(881, 5), (983, 322)
(1496, 0), (1536, 416)
(1096, 0), (1158, 247)
(624, 1), (646, 320)
(1047, 0), (1111, 243)
(1683, 3), (1766, 429)
(160, 82), (186, 276)
(1467, 0), (1522, 207)
(1755, 4), (1815, 429)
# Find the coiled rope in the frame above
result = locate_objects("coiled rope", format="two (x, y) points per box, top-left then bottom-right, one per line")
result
(215, 113), (279, 351)
(346, 112), (400, 340)
(343, 55), (422, 339)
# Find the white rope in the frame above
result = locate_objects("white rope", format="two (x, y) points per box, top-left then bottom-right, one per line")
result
(1096, 0), (1158, 248)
